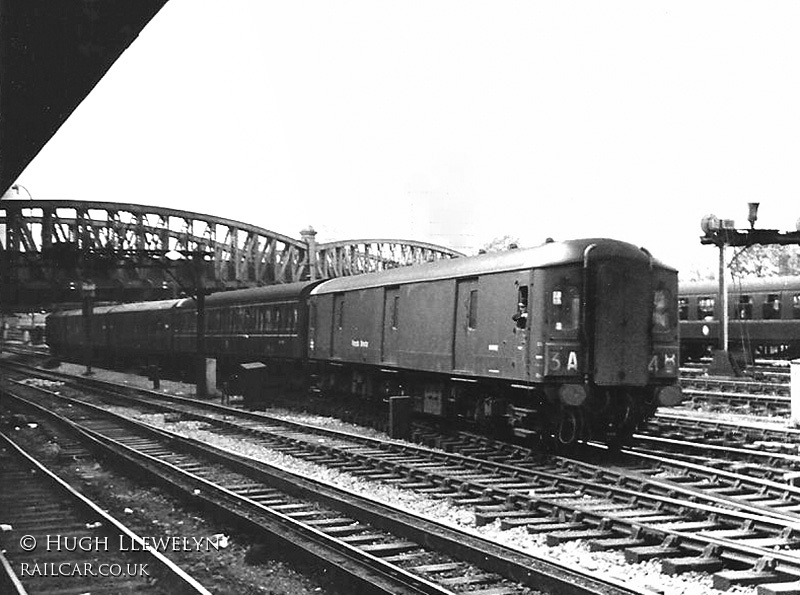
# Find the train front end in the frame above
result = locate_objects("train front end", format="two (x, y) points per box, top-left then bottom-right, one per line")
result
(534, 240), (681, 446)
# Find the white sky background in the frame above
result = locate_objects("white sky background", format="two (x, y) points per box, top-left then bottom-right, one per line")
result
(12, 1), (800, 277)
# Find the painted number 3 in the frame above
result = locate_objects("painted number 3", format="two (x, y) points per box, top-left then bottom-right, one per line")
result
(550, 351), (578, 372)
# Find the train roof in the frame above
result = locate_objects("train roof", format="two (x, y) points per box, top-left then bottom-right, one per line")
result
(107, 299), (185, 313)
(680, 275), (800, 295)
(312, 238), (675, 295)
(198, 280), (322, 308)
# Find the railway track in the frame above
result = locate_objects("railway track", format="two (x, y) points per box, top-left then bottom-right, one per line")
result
(1, 377), (641, 595)
(0, 430), (210, 595)
(5, 363), (800, 592)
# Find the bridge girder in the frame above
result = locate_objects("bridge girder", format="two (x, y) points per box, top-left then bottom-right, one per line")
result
(0, 201), (463, 309)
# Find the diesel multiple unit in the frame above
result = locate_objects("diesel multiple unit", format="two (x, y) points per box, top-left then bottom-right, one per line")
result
(47, 237), (682, 447)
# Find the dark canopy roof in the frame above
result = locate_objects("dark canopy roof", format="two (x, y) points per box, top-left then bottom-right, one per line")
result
(1, 0), (170, 193)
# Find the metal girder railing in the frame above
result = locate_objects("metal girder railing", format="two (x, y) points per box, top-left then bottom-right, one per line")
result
(0, 201), (462, 307)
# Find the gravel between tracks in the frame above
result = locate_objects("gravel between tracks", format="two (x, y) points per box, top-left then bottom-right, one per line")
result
(24, 361), (766, 595)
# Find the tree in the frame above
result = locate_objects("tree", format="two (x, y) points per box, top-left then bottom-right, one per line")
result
(480, 235), (521, 253)
(728, 245), (800, 278)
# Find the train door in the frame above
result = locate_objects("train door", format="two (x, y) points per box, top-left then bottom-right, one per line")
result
(330, 293), (345, 358)
(381, 286), (400, 363)
(592, 260), (649, 385)
(453, 278), (479, 372)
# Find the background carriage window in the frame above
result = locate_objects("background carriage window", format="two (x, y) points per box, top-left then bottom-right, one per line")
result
(290, 307), (298, 332)
(763, 294), (782, 320)
(678, 297), (689, 320)
(735, 295), (753, 320)
(467, 289), (478, 329)
(794, 294), (800, 319)
(697, 296), (715, 320)
(551, 286), (580, 332)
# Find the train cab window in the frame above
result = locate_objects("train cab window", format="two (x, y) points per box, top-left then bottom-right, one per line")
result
(735, 295), (753, 320)
(512, 286), (528, 329)
(794, 294), (800, 319)
(697, 297), (715, 320)
(763, 294), (782, 320)
(468, 290), (478, 329)
(551, 286), (579, 332)
(652, 288), (672, 332)
(678, 297), (689, 321)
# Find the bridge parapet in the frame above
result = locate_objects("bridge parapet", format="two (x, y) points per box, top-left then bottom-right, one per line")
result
(0, 201), (462, 308)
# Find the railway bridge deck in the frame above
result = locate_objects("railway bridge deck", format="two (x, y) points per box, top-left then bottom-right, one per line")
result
(0, 200), (463, 309)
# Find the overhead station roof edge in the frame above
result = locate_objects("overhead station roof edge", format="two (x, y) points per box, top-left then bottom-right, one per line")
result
(0, 0), (172, 194)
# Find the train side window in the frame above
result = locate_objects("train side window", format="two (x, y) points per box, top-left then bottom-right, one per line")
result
(391, 295), (399, 329)
(551, 286), (579, 332)
(337, 299), (345, 330)
(678, 297), (689, 321)
(794, 294), (800, 319)
(275, 307), (282, 331)
(468, 289), (478, 329)
(265, 308), (273, 331)
(290, 307), (298, 332)
(697, 297), (715, 320)
(763, 294), (781, 320)
(735, 295), (753, 320)
(512, 286), (528, 329)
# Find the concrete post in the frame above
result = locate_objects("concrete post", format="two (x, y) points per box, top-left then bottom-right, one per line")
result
(204, 357), (218, 398)
(791, 360), (800, 427)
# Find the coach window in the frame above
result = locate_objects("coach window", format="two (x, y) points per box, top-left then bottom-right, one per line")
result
(794, 294), (800, 319)
(736, 295), (753, 320)
(551, 285), (580, 333)
(697, 297), (715, 320)
(678, 297), (689, 321)
(763, 294), (781, 320)
(290, 307), (298, 332)
(468, 289), (478, 329)
(337, 299), (345, 330)
(512, 286), (528, 329)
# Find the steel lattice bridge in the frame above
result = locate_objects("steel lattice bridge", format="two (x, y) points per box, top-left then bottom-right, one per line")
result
(0, 201), (463, 309)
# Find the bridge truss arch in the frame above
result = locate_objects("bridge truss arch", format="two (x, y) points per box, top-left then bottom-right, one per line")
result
(0, 201), (463, 308)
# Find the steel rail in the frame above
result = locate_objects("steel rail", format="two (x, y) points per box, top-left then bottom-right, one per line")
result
(8, 361), (800, 589)
(0, 430), (212, 595)
(1, 384), (643, 595)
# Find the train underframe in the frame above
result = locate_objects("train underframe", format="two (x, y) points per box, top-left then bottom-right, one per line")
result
(309, 362), (661, 448)
(55, 345), (662, 449)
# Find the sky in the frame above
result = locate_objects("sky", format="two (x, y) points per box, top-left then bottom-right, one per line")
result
(10, 1), (800, 277)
